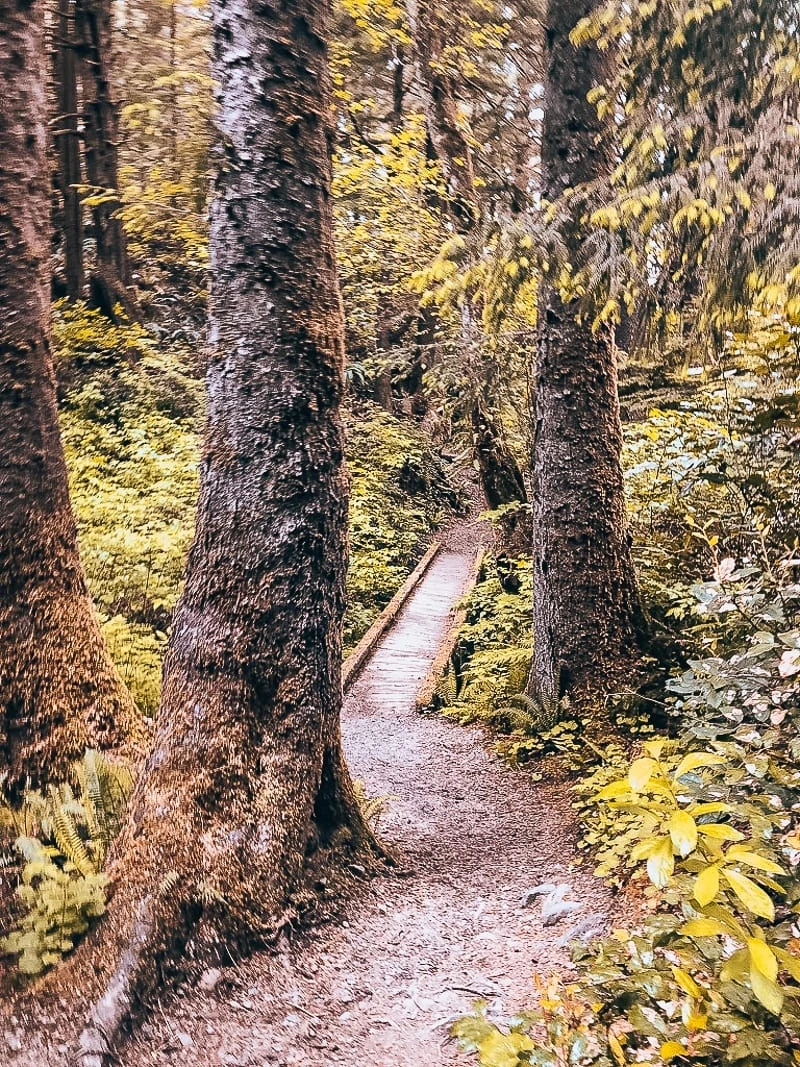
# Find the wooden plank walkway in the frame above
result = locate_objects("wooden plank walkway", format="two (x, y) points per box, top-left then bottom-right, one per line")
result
(353, 549), (476, 710)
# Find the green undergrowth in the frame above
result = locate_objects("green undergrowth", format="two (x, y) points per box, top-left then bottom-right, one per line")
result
(344, 403), (462, 650)
(0, 751), (133, 976)
(450, 309), (800, 1066)
(56, 302), (461, 713)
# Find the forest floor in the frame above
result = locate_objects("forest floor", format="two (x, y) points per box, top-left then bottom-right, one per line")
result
(107, 520), (616, 1067)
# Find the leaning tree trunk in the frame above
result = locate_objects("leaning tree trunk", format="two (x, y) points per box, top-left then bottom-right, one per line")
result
(53, 0), (85, 301)
(529, 0), (644, 714)
(75, 0), (136, 318)
(0, 0), (142, 792)
(72, 2), (379, 1061)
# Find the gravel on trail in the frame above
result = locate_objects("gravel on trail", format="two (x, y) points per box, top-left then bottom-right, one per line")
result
(3, 520), (615, 1067)
(119, 531), (614, 1067)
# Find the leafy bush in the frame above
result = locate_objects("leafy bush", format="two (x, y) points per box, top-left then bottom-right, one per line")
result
(454, 311), (800, 1067)
(0, 752), (133, 976)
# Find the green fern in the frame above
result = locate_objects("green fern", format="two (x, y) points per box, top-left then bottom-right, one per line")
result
(0, 750), (133, 976)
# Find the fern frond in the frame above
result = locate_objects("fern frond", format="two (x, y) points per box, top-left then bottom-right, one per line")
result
(46, 785), (95, 876)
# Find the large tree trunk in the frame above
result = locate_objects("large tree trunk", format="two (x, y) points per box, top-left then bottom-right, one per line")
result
(0, 0), (142, 792)
(529, 0), (645, 713)
(72, 2), (379, 1060)
(53, 0), (85, 301)
(75, 0), (136, 317)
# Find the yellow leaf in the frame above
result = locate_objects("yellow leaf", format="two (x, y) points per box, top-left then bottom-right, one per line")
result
(725, 847), (787, 876)
(608, 1032), (626, 1066)
(674, 751), (725, 778)
(693, 864), (720, 906)
(697, 824), (744, 842)
(629, 757), (657, 792)
(660, 1042), (688, 1061)
(748, 938), (778, 981)
(647, 836), (674, 888)
(764, 182), (777, 202)
(681, 916), (726, 937)
(477, 1028), (535, 1067)
(723, 868), (775, 921)
(672, 966), (701, 998)
(594, 779), (630, 801)
(669, 811), (698, 857)
(750, 966), (784, 1016)
(775, 946), (800, 983)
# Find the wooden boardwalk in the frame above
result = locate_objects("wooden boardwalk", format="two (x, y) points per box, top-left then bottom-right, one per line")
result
(351, 549), (475, 712)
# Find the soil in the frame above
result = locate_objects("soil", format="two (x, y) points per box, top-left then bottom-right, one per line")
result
(2, 520), (618, 1066)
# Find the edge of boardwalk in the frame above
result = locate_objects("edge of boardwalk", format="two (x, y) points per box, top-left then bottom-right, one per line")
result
(342, 541), (441, 692)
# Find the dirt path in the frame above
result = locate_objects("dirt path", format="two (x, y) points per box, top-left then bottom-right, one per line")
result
(116, 538), (613, 1067)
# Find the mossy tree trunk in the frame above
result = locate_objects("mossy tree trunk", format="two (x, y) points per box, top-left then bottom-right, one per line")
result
(529, 0), (644, 712)
(74, 1), (378, 1060)
(0, 0), (142, 792)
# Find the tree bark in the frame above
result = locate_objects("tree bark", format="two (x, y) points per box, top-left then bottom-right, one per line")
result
(0, 0), (142, 791)
(530, 0), (645, 713)
(412, 0), (477, 228)
(471, 401), (527, 511)
(71, 2), (379, 1059)
(53, 0), (85, 301)
(75, 0), (136, 316)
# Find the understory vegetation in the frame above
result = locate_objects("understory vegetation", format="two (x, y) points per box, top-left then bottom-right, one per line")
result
(54, 301), (460, 714)
(449, 309), (800, 1065)
(0, 303), (461, 982)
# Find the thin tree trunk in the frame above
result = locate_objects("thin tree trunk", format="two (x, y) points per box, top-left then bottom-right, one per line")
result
(391, 41), (405, 131)
(71, 2), (380, 1059)
(168, 0), (178, 192)
(412, 0), (526, 510)
(471, 401), (527, 510)
(75, 0), (136, 317)
(529, 0), (645, 714)
(54, 0), (85, 301)
(0, 0), (142, 792)
(412, 0), (477, 227)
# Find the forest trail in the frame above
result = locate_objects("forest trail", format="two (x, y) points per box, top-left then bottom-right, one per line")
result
(122, 531), (613, 1067)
